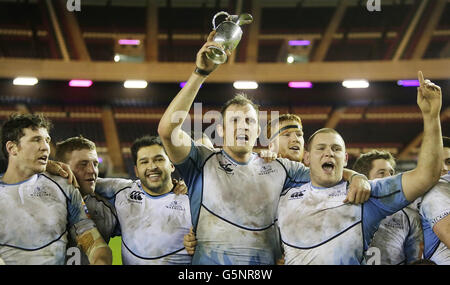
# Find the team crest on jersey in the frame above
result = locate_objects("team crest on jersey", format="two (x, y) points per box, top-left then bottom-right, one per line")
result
(258, 165), (275, 175)
(289, 189), (306, 200)
(128, 191), (144, 203)
(165, 200), (185, 211)
(218, 161), (236, 174)
(30, 186), (52, 198)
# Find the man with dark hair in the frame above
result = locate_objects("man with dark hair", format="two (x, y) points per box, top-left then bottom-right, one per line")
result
(419, 136), (450, 264)
(95, 135), (192, 265)
(277, 72), (443, 264)
(0, 114), (111, 265)
(353, 150), (423, 265)
(158, 32), (370, 265)
(353, 150), (396, 180)
(55, 136), (118, 265)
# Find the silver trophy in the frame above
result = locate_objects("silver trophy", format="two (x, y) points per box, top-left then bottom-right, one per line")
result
(206, 11), (253, 64)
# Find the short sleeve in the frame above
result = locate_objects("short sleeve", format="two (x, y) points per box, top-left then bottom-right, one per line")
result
(276, 158), (310, 191)
(174, 140), (216, 194)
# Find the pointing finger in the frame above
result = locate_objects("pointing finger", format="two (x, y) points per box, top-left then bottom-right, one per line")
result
(418, 71), (425, 87)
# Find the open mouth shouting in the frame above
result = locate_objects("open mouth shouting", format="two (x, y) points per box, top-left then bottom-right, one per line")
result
(236, 134), (249, 144)
(37, 155), (48, 165)
(322, 161), (335, 174)
(288, 145), (301, 152)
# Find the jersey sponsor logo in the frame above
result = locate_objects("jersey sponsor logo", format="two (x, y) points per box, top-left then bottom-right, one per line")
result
(30, 186), (52, 198)
(289, 190), (306, 200)
(258, 165), (275, 175)
(165, 200), (185, 211)
(128, 191), (144, 203)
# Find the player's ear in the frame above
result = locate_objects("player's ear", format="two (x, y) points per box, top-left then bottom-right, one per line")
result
(6, 141), (18, 156)
(344, 152), (348, 167)
(134, 166), (138, 177)
(303, 150), (311, 167)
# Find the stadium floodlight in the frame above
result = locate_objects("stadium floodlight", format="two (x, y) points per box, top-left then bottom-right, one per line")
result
(114, 54), (120, 62)
(287, 56), (294, 63)
(342, 80), (369, 88)
(397, 80), (420, 87)
(13, 77), (38, 86)
(69, 80), (93, 87)
(124, 80), (148, 89)
(118, 39), (140, 45)
(288, 40), (310, 46)
(233, 81), (258, 90)
(288, 81), (313, 88)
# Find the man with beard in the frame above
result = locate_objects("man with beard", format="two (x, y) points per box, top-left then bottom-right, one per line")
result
(95, 135), (192, 265)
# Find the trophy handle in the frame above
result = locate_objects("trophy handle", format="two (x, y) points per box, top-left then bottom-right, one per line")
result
(212, 11), (230, 30)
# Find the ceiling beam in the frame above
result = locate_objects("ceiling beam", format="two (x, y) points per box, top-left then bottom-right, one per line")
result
(411, 0), (447, 59)
(392, 0), (428, 61)
(246, 0), (262, 63)
(0, 58), (449, 82)
(145, 0), (158, 62)
(398, 107), (450, 159)
(311, 0), (348, 62)
(56, 0), (91, 61)
(324, 107), (346, 129)
(45, 0), (70, 61)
